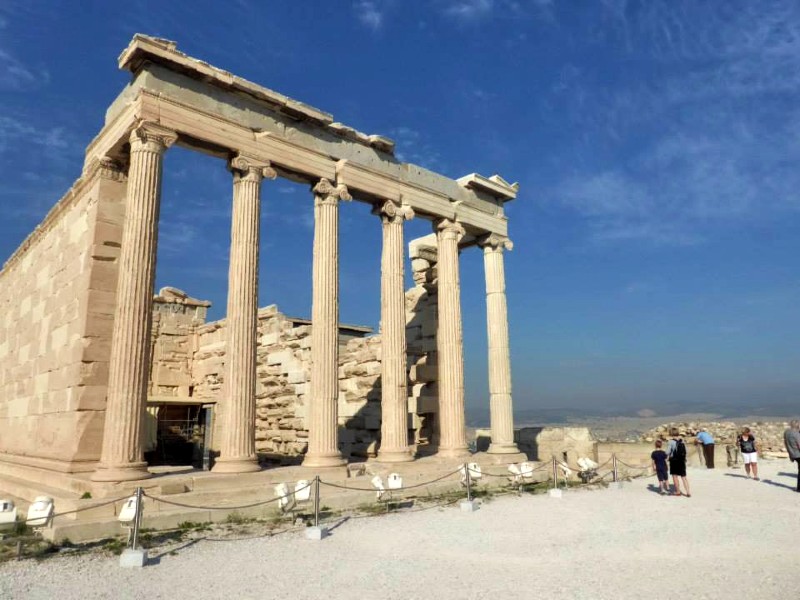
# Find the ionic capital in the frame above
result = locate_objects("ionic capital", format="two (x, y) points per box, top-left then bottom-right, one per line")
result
(373, 199), (414, 224)
(229, 154), (278, 182)
(129, 122), (177, 154)
(313, 178), (352, 206)
(478, 233), (513, 252)
(434, 218), (465, 242)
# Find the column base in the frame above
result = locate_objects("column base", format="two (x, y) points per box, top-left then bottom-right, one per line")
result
(375, 449), (415, 463)
(437, 446), (471, 459)
(484, 451), (528, 464)
(302, 452), (346, 468)
(211, 457), (261, 474)
(487, 442), (522, 455)
(90, 462), (152, 482)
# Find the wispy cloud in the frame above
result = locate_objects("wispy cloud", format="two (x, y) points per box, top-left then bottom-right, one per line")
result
(544, 0), (800, 245)
(0, 49), (47, 91)
(389, 126), (445, 171)
(442, 0), (494, 22)
(353, 1), (384, 31)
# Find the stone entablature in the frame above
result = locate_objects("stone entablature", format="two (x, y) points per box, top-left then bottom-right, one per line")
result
(87, 35), (516, 240)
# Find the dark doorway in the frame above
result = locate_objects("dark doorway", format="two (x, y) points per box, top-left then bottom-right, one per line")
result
(145, 403), (210, 468)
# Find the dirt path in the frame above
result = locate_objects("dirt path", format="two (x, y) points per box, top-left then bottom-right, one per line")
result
(2, 460), (799, 599)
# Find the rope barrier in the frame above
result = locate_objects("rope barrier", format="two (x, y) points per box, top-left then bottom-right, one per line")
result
(19, 494), (132, 525)
(615, 459), (651, 471)
(143, 481), (312, 511)
(476, 462), (553, 478)
(318, 467), (462, 492)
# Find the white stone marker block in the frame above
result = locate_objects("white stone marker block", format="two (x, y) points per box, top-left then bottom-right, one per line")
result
(119, 548), (148, 568)
(548, 489), (563, 498)
(305, 526), (328, 540)
(459, 499), (479, 512)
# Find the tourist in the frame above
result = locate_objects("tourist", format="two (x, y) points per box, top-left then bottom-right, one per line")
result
(737, 427), (759, 480)
(695, 428), (715, 469)
(783, 420), (800, 492)
(667, 428), (691, 497)
(651, 439), (669, 495)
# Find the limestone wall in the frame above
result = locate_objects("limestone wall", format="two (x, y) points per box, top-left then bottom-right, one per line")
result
(190, 305), (386, 461)
(405, 234), (439, 449)
(149, 287), (210, 400)
(0, 161), (127, 471)
(140, 232), (445, 464)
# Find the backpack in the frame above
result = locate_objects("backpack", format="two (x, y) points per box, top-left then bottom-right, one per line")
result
(673, 439), (687, 461)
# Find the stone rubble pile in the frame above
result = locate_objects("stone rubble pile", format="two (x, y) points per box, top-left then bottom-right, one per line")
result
(640, 421), (792, 453)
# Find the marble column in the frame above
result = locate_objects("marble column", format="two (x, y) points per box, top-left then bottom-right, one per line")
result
(303, 179), (350, 468)
(479, 234), (520, 454)
(376, 200), (415, 463)
(92, 123), (176, 482)
(213, 155), (276, 473)
(434, 219), (470, 458)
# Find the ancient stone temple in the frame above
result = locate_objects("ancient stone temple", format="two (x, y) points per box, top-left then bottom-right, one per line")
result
(0, 35), (520, 489)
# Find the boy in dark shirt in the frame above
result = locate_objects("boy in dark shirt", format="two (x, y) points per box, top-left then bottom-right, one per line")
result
(651, 439), (669, 495)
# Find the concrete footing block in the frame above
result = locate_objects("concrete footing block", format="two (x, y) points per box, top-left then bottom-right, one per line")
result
(119, 548), (148, 568)
(608, 481), (624, 490)
(305, 526), (328, 540)
(459, 499), (479, 512)
(548, 489), (563, 498)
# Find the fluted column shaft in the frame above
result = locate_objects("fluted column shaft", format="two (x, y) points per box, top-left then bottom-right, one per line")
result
(303, 179), (350, 468)
(213, 156), (275, 473)
(376, 201), (414, 462)
(480, 235), (520, 454)
(435, 219), (470, 458)
(92, 123), (176, 482)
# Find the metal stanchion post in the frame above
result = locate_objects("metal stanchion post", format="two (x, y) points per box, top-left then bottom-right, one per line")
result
(306, 476), (327, 540)
(609, 454), (623, 490)
(460, 463), (478, 512)
(314, 476), (320, 528)
(119, 487), (148, 568)
(549, 457), (562, 498)
(131, 486), (142, 550)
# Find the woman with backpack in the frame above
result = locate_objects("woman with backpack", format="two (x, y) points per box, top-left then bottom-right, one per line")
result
(737, 427), (760, 480)
(667, 428), (691, 497)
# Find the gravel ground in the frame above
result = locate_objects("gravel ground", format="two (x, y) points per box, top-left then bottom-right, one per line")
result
(2, 461), (799, 600)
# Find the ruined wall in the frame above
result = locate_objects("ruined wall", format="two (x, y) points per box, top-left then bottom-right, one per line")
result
(149, 287), (210, 400)
(405, 235), (439, 449)
(191, 306), (386, 460)
(0, 161), (127, 471)
(145, 234), (443, 463)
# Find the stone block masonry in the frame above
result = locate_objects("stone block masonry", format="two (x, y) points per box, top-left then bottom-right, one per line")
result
(149, 240), (443, 463)
(0, 159), (127, 472)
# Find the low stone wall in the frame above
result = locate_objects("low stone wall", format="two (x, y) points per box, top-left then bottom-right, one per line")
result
(641, 421), (792, 454)
(513, 426), (597, 464)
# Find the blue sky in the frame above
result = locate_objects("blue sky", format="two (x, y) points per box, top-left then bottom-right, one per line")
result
(2, 0), (799, 416)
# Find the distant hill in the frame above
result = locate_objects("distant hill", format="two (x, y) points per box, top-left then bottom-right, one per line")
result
(466, 398), (800, 429)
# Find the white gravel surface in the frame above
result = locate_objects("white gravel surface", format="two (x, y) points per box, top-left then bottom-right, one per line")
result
(2, 461), (799, 600)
